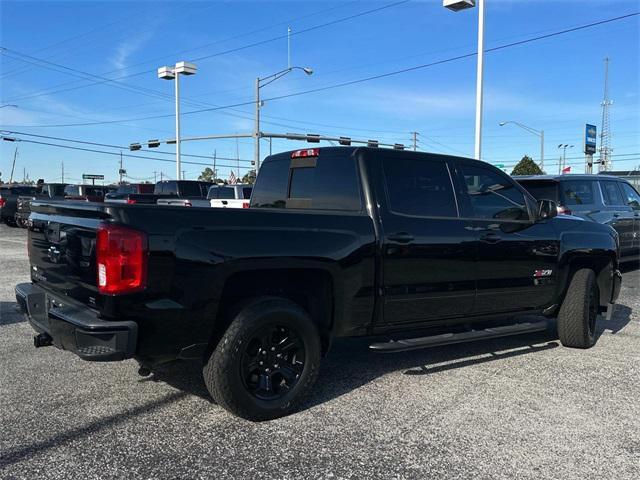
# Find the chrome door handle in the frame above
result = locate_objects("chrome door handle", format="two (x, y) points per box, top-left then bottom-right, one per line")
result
(479, 232), (501, 243)
(388, 232), (414, 244)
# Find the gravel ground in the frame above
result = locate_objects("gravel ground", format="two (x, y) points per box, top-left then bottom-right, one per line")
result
(1, 223), (639, 479)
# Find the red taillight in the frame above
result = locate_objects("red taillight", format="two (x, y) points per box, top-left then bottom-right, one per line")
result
(557, 205), (572, 215)
(126, 198), (137, 205)
(242, 202), (250, 209)
(96, 224), (147, 295)
(291, 148), (319, 159)
(0, 197), (6, 208)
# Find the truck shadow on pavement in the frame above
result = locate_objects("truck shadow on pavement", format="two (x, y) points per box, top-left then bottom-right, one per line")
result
(148, 303), (633, 412)
(0, 301), (25, 326)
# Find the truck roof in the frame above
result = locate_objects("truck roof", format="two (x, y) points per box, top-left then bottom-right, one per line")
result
(263, 146), (474, 164)
(515, 174), (626, 182)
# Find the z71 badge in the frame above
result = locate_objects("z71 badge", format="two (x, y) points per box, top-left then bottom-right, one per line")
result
(534, 269), (553, 278)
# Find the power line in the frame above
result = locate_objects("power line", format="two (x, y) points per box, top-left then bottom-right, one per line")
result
(1, 130), (254, 162)
(5, 12), (636, 130)
(1, 136), (253, 170)
(2, 0), (405, 103)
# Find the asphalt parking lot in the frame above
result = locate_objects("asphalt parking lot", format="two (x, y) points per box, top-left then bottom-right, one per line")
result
(1, 223), (638, 479)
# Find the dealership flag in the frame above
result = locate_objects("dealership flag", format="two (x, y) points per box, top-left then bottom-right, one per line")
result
(562, 166), (571, 174)
(229, 170), (237, 184)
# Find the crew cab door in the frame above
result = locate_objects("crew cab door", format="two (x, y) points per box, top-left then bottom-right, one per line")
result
(378, 153), (476, 326)
(599, 180), (636, 257)
(453, 160), (558, 314)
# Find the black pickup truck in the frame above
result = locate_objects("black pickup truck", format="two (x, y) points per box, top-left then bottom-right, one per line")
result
(16, 147), (622, 421)
(0, 184), (38, 226)
(15, 183), (68, 227)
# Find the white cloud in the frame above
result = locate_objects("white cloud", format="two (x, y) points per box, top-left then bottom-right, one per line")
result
(110, 31), (154, 71)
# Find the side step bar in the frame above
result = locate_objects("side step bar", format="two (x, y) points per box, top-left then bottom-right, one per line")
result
(369, 320), (548, 353)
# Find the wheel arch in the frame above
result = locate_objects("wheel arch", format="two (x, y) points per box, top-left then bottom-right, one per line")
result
(204, 267), (335, 361)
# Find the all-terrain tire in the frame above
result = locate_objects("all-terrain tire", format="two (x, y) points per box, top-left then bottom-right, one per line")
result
(557, 268), (599, 349)
(203, 296), (321, 421)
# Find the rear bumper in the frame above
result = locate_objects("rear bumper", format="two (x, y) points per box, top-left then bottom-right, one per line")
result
(15, 283), (137, 361)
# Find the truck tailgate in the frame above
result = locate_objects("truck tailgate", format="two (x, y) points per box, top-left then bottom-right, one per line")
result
(28, 201), (110, 307)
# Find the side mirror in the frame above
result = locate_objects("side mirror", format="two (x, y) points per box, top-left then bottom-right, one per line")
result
(537, 199), (558, 220)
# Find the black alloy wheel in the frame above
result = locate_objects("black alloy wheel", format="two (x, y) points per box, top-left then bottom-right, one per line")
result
(241, 324), (305, 400)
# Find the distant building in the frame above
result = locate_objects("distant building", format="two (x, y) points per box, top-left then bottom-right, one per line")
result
(599, 170), (640, 189)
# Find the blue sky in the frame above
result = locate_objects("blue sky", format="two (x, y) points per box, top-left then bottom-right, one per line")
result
(1, 0), (639, 184)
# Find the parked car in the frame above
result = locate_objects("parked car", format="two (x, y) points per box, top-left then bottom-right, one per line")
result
(208, 184), (252, 209)
(0, 184), (38, 226)
(16, 147), (621, 421)
(15, 183), (68, 227)
(155, 180), (215, 207)
(63, 184), (115, 202)
(123, 180), (211, 206)
(104, 183), (155, 203)
(516, 174), (640, 263)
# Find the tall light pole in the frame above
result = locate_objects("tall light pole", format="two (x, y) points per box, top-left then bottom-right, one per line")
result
(558, 144), (574, 174)
(255, 66), (313, 171)
(444, 0), (484, 160)
(499, 121), (545, 171)
(158, 61), (197, 180)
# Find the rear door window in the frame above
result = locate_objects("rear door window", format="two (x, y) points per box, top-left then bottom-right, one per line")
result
(178, 182), (202, 197)
(207, 186), (219, 199)
(242, 187), (253, 199)
(383, 156), (457, 217)
(460, 163), (529, 221)
(517, 180), (558, 202)
(600, 181), (625, 206)
(620, 182), (640, 209)
(64, 185), (80, 196)
(561, 180), (595, 205)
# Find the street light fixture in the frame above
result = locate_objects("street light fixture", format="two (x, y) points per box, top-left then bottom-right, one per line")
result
(499, 121), (545, 171)
(558, 144), (574, 174)
(158, 61), (197, 180)
(444, 0), (484, 161)
(255, 66), (313, 171)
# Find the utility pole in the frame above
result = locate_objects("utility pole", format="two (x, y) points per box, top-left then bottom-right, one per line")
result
(255, 77), (261, 172)
(474, 0), (485, 161)
(213, 150), (217, 181)
(182, 170), (186, 180)
(411, 132), (419, 151)
(9, 147), (17, 183)
(153, 171), (157, 183)
(236, 138), (240, 179)
(160, 171), (164, 182)
(119, 151), (124, 184)
(61, 161), (64, 183)
(599, 57), (613, 172)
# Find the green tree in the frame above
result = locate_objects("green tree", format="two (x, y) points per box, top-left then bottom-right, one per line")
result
(198, 167), (215, 182)
(511, 155), (544, 176)
(241, 169), (257, 184)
